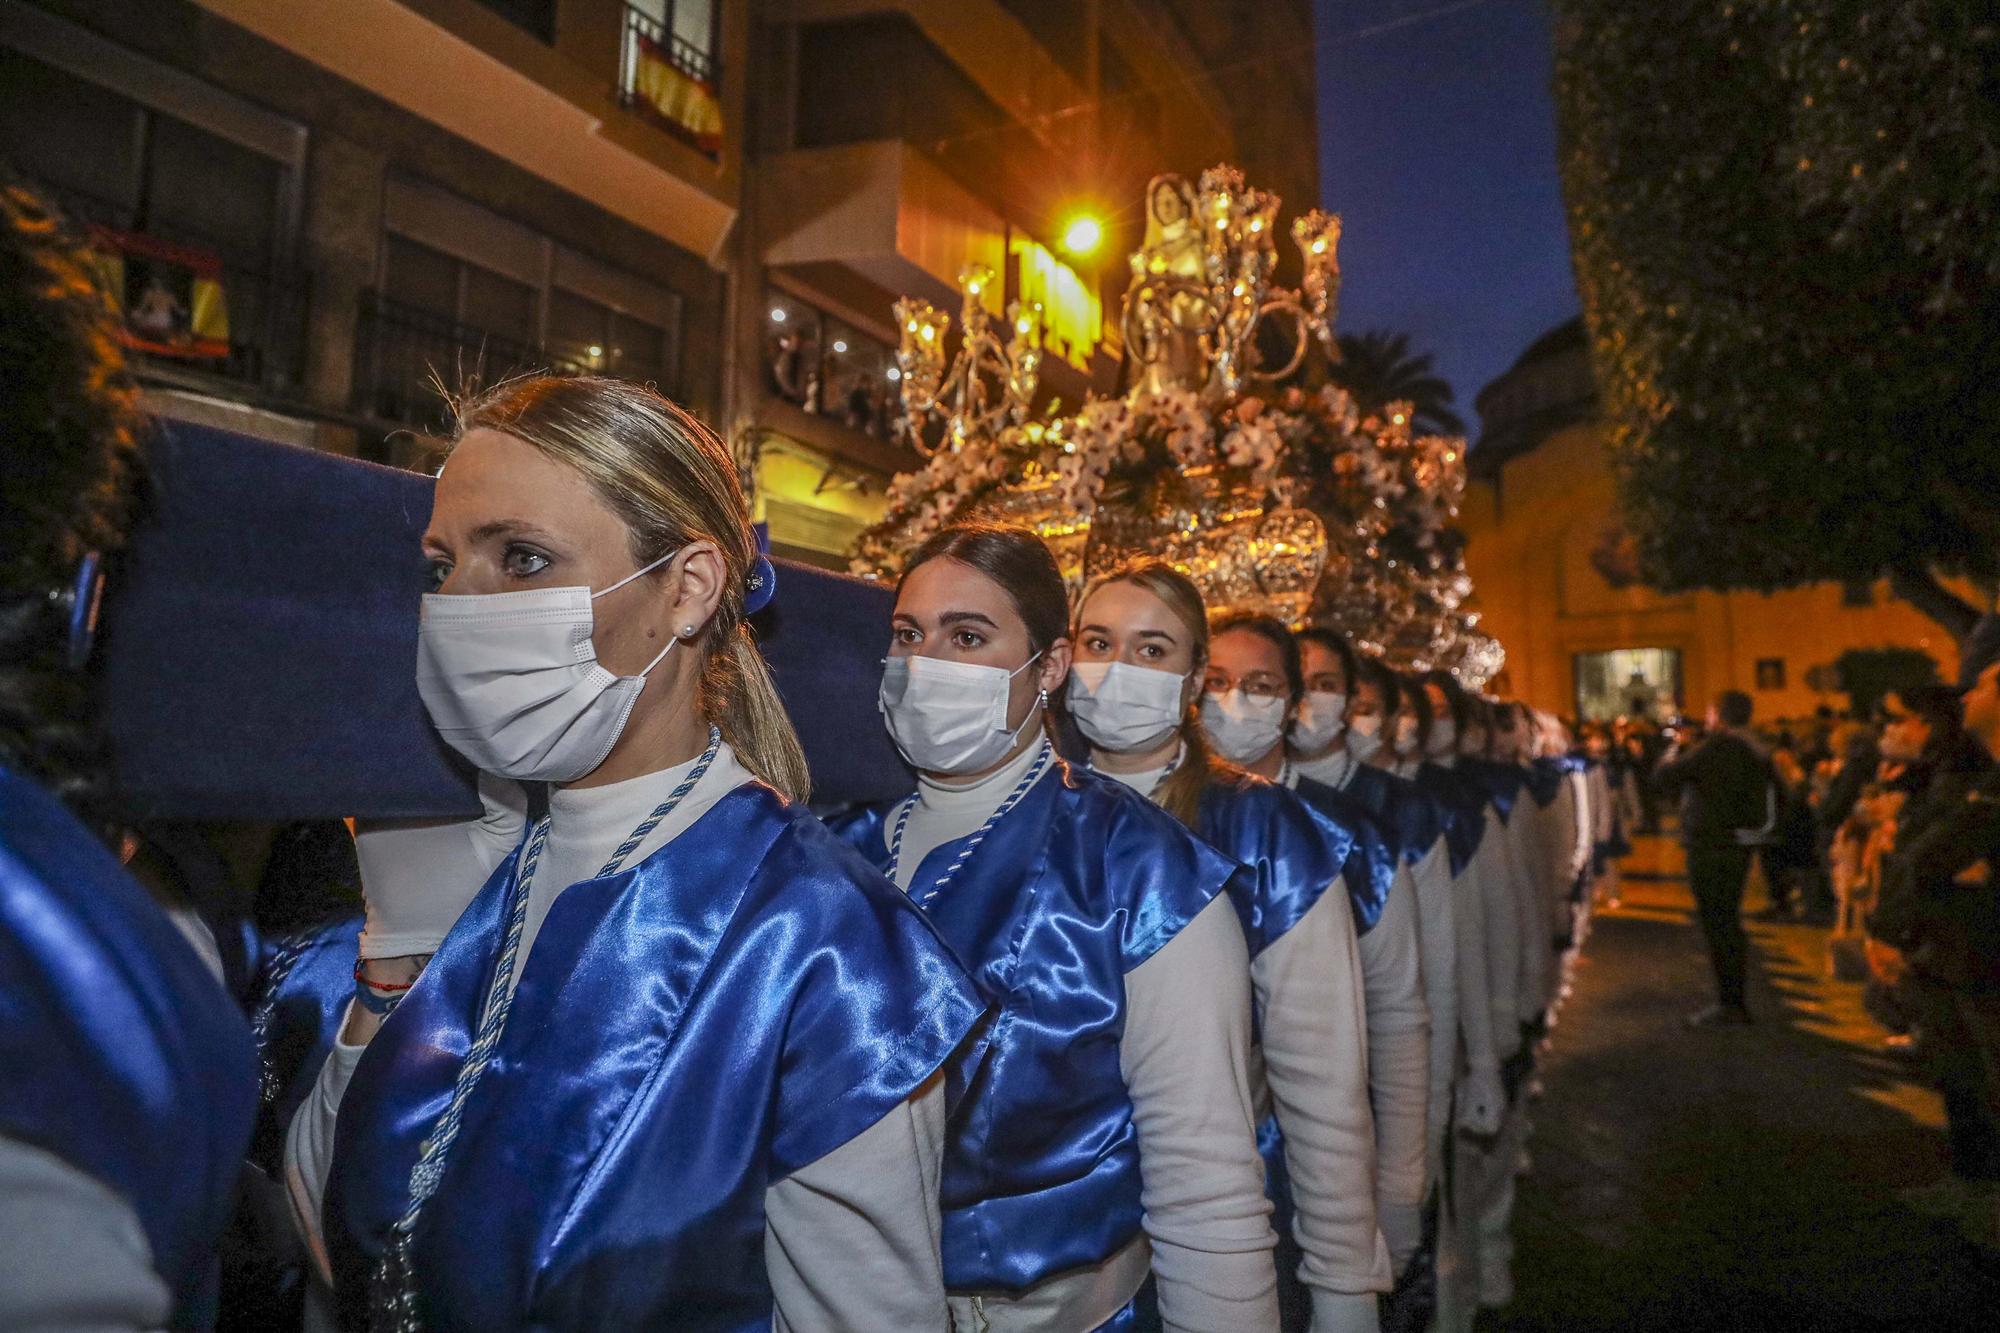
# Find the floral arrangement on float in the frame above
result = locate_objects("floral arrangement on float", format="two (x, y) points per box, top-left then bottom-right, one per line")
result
(848, 165), (1501, 683)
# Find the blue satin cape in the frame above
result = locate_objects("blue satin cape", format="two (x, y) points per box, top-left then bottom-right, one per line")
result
(324, 783), (984, 1330)
(1526, 757), (1567, 808)
(829, 759), (1236, 1294)
(0, 762), (256, 1327)
(1195, 772), (1352, 954)
(1280, 776), (1400, 934)
(1458, 758), (1524, 822)
(1414, 762), (1487, 876)
(249, 913), (362, 1173)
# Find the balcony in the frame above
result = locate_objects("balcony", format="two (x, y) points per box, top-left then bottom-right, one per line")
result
(618, 3), (723, 159)
(32, 179), (310, 404)
(353, 292), (586, 433)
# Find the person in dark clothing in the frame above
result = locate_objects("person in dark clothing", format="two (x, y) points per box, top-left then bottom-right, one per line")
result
(1755, 744), (1821, 921)
(1871, 645), (2000, 1233)
(1654, 689), (1774, 1027)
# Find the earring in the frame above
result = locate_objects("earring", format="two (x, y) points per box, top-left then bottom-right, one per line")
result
(1037, 688), (1049, 709)
(679, 624), (697, 639)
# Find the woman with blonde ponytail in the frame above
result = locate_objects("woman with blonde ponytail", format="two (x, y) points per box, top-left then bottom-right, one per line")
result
(281, 376), (982, 1329)
(1070, 559), (1396, 1333)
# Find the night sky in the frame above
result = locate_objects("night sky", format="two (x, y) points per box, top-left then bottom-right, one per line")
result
(1312, 0), (1580, 438)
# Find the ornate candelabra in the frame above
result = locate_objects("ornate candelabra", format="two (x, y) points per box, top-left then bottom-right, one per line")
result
(1122, 167), (1343, 401)
(892, 263), (1043, 458)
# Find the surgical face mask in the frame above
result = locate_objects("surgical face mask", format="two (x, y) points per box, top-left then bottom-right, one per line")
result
(1292, 691), (1347, 752)
(1392, 714), (1422, 757)
(416, 549), (680, 783)
(879, 651), (1043, 776)
(1426, 719), (1458, 758)
(1347, 713), (1386, 763)
(1069, 661), (1188, 753)
(1202, 689), (1287, 764)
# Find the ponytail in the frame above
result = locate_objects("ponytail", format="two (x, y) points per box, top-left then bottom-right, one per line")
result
(709, 623), (810, 803)
(1154, 711), (1238, 830)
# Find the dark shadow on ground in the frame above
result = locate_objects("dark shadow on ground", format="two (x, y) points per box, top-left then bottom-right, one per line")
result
(1483, 837), (2000, 1332)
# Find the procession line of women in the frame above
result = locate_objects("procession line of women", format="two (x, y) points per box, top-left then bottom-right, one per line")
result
(2, 338), (1619, 1331)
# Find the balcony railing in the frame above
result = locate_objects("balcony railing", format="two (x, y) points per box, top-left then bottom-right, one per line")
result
(618, 3), (723, 157)
(355, 292), (586, 431)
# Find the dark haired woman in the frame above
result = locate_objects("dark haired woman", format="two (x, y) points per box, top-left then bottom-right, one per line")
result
(832, 524), (1279, 1331)
(0, 183), (256, 1328)
(283, 377), (984, 1329)
(1070, 563), (1388, 1331)
(1199, 614), (1431, 1301)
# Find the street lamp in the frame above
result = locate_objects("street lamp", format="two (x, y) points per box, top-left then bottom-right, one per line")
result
(1061, 214), (1103, 258)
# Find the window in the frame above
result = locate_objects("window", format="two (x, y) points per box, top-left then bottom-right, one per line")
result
(364, 180), (681, 429)
(621, 0), (723, 156)
(549, 290), (670, 387)
(473, 0), (557, 43)
(0, 45), (303, 389)
(1755, 658), (1787, 691)
(1573, 648), (1683, 724)
(763, 287), (900, 444)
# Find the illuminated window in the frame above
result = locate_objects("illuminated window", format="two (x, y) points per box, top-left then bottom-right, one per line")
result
(1009, 236), (1100, 371)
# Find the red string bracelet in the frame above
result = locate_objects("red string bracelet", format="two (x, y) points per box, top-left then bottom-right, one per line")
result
(353, 961), (417, 993)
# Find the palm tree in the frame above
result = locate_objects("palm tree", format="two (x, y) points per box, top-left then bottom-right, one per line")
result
(1329, 330), (1466, 437)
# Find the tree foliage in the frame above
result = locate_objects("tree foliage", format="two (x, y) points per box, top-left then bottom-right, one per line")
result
(1329, 330), (1466, 437)
(1551, 3), (2000, 630)
(1835, 646), (1941, 718)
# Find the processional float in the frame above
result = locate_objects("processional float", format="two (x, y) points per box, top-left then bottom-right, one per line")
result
(850, 166), (1497, 683)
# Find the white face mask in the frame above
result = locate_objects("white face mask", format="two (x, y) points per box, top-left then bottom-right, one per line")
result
(1392, 714), (1422, 756)
(416, 550), (680, 783)
(1426, 719), (1458, 758)
(1201, 689), (1288, 764)
(1879, 728), (1923, 763)
(1347, 713), (1386, 763)
(879, 652), (1043, 776)
(1293, 691), (1348, 752)
(1069, 661), (1188, 753)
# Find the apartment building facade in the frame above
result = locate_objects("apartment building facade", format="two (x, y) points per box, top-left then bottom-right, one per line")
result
(2, 0), (1316, 566)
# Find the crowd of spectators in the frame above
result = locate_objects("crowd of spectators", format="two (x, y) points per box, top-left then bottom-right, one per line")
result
(1573, 648), (2000, 1242)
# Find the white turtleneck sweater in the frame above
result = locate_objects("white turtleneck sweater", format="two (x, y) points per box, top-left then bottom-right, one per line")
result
(1280, 747), (1431, 1277)
(284, 744), (951, 1332)
(897, 738), (1284, 1333)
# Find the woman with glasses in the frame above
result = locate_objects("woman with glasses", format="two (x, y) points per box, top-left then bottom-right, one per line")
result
(1198, 614), (1432, 1306)
(1067, 561), (1391, 1332)
(281, 377), (984, 1330)
(831, 524), (1279, 1332)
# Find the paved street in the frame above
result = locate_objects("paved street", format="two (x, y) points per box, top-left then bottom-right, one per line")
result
(1487, 836), (2000, 1331)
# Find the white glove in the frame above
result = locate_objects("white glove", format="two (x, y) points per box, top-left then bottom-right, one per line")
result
(1456, 1063), (1506, 1137)
(355, 774), (528, 959)
(1309, 1287), (1381, 1333)
(1376, 1199), (1425, 1275)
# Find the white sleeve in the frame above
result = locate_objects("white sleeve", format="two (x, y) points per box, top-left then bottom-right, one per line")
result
(1120, 893), (1281, 1333)
(283, 1015), (368, 1287)
(1453, 829), (1504, 1136)
(767, 1075), (950, 1332)
(1505, 813), (1554, 1022)
(0, 1135), (171, 1332)
(1478, 815), (1522, 1061)
(1356, 867), (1429, 1268)
(1410, 840), (1460, 1189)
(1250, 880), (1388, 1309)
